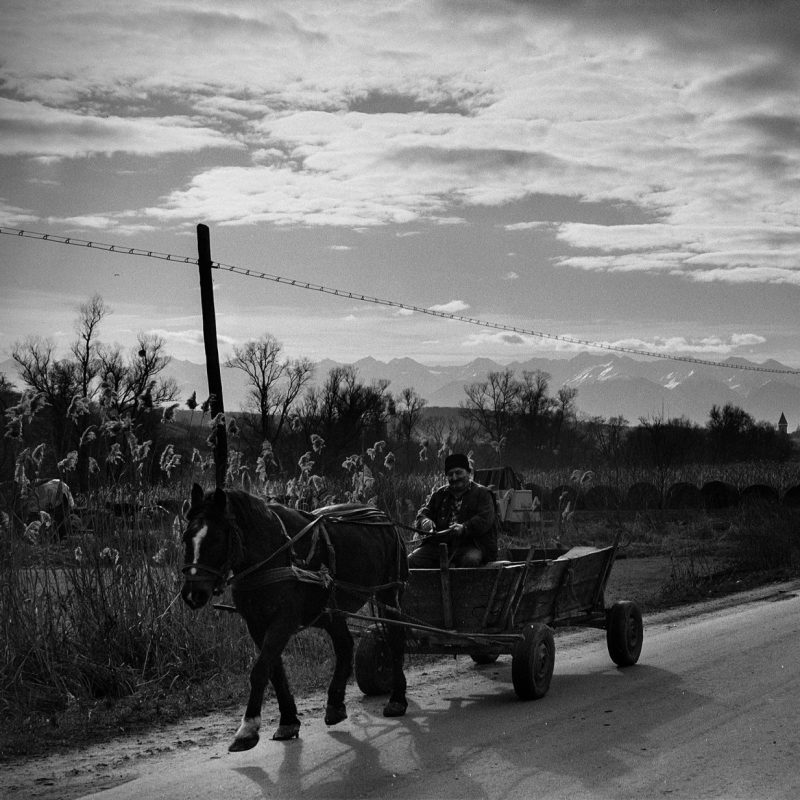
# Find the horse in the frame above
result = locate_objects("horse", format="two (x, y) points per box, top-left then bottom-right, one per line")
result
(180, 483), (409, 752)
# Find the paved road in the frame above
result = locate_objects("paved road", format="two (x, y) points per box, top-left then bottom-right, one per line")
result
(82, 585), (800, 800)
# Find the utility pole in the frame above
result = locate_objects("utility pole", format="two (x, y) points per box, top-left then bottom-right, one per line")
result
(197, 223), (228, 488)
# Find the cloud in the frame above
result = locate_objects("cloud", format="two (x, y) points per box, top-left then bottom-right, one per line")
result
(504, 221), (552, 231)
(685, 267), (800, 285)
(553, 220), (800, 284)
(0, 98), (240, 158)
(428, 300), (470, 314)
(464, 331), (528, 348)
(55, 214), (158, 236)
(604, 334), (768, 356)
(503, 271), (519, 280)
(147, 328), (237, 349)
(0, 199), (39, 226)
(2, 0), (800, 321)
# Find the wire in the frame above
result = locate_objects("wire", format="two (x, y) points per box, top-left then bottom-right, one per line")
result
(2, 225), (798, 375)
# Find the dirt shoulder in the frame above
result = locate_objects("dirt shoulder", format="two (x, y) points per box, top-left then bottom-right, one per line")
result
(3, 561), (798, 800)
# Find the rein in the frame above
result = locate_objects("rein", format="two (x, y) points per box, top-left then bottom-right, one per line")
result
(228, 510), (326, 591)
(183, 498), (409, 606)
(229, 506), (407, 602)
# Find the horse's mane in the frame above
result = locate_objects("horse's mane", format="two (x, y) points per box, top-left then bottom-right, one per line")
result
(222, 488), (282, 529)
(221, 489), (394, 538)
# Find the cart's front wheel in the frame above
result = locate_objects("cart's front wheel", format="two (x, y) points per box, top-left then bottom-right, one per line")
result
(355, 625), (393, 695)
(606, 600), (643, 666)
(511, 623), (555, 700)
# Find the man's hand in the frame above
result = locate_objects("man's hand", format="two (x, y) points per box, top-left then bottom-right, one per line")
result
(419, 518), (435, 534)
(451, 523), (465, 536)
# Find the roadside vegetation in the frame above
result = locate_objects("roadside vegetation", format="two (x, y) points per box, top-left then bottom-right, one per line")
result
(2, 294), (799, 758)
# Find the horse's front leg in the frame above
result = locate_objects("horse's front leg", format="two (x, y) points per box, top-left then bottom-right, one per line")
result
(319, 614), (353, 726)
(230, 614), (299, 752)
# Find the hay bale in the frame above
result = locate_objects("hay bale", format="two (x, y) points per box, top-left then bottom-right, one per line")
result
(523, 482), (551, 511)
(625, 482), (661, 510)
(740, 484), (779, 506)
(665, 482), (702, 509)
(583, 484), (621, 511)
(781, 484), (800, 508)
(701, 480), (740, 510)
(550, 484), (584, 511)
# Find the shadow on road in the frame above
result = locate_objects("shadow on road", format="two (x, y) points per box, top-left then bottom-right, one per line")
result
(230, 661), (709, 799)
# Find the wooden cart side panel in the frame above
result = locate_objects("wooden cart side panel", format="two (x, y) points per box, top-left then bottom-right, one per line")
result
(403, 546), (616, 633)
(513, 560), (569, 626)
(404, 564), (526, 631)
(552, 546), (616, 619)
(513, 546), (616, 625)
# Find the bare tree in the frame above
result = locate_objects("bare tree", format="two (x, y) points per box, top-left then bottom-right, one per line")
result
(225, 334), (313, 446)
(12, 335), (80, 452)
(419, 413), (448, 462)
(70, 293), (109, 399)
(550, 385), (578, 449)
(393, 387), (427, 468)
(97, 332), (178, 415)
(587, 415), (629, 478)
(460, 368), (521, 450)
(299, 365), (391, 466)
(517, 369), (553, 449)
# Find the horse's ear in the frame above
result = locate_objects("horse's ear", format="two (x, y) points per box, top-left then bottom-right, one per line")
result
(213, 487), (227, 511)
(190, 483), (204, 509)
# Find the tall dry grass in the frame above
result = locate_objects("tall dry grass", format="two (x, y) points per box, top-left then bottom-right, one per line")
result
(3, 410), (799, 756)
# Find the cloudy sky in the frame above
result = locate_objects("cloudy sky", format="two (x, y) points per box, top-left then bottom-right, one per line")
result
(1, 0), (799, 372)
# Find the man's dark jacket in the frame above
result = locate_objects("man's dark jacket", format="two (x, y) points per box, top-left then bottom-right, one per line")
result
(415, 481), (498, 562)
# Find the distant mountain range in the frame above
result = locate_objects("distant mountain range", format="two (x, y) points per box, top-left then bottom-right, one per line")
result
(3, 352), (798, 428)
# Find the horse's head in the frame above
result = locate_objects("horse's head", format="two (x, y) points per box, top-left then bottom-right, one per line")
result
(180, 483), (241, 609)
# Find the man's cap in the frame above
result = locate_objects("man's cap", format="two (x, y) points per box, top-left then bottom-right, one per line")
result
(444, 453), (471, 473)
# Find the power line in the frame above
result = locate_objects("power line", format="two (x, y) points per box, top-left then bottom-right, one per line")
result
(2, 225), (798, 376)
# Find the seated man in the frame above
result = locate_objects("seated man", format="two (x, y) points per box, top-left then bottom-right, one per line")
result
(409, 453), (498, 568)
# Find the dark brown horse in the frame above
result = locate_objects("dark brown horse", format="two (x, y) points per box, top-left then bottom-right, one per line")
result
(180, 484), (408, 752)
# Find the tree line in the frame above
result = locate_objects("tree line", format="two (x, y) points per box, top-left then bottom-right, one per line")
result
(1, 295), (795, 493)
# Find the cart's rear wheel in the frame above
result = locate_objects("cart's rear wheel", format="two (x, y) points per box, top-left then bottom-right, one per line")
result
(511, 623), (555, 700)
(355, 625), (393, 695)
(470, 652), (500, 665)
(606, 600), (643, 666)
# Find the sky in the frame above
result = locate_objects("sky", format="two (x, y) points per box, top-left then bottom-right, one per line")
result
(1, 0), (799, 373)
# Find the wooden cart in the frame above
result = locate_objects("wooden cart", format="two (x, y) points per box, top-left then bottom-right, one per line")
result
(353, 542), (643, 701)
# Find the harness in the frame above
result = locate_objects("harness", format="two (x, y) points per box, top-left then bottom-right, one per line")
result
(183, 503), (407, 612)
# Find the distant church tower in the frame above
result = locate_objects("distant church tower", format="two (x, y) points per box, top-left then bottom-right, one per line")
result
(778, 412), (788, 435)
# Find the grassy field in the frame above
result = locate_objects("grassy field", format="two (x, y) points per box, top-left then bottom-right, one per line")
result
(2, 465), (800, 760)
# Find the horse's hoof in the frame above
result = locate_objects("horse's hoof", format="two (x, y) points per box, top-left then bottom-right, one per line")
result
(382, 700), (408, 718)
(229, 734), (259, 752)
(325, 704), (347, 726)
(272, 723), (301, 741)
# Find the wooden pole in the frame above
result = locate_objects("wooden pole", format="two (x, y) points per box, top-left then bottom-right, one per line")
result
(197, 223), (228, 488)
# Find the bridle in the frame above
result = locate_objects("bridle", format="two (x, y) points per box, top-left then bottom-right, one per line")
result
(181, 512), (244, 596)
(180, 503), (309, 596)
(181, 501), (408, 603)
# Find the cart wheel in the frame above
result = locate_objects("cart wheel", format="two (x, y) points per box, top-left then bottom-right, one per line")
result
(606, 600), (643, 666)
(511, 623), (555, 700)
(355, 625), (393, 695)
(470, 652), (500, 665)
